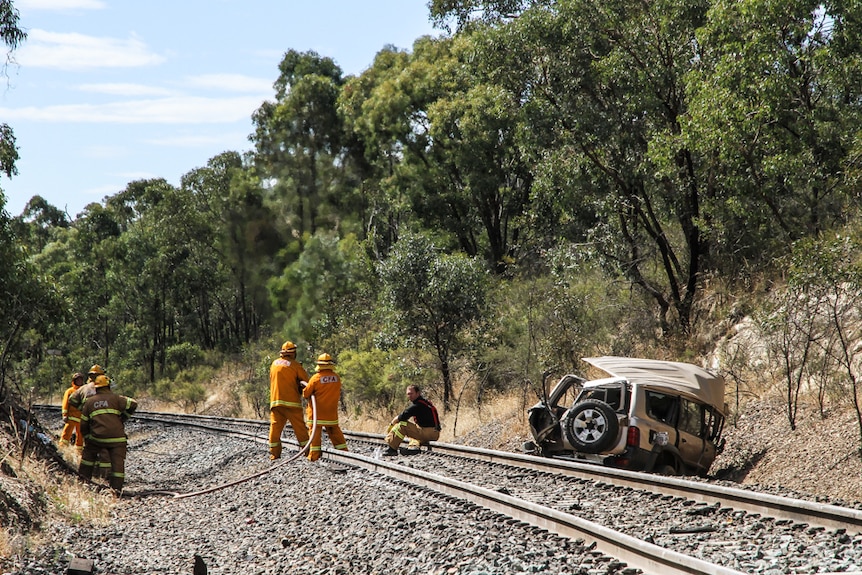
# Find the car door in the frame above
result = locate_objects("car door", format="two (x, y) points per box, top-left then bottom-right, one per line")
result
(676, 397), (708, 470)
(642, 389), (679, 450)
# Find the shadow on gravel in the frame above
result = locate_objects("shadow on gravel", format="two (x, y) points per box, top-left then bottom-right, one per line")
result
(710, 448), (768, 482)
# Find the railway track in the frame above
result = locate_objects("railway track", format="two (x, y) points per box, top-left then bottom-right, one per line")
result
(33, 405), (862, 574)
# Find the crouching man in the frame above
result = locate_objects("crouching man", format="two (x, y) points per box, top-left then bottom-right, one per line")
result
(383, 385), (441, 456)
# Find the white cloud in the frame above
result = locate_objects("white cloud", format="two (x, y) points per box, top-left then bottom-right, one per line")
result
(185, 74), (272, 94)
(17, 29), (164, 69)
(0, 95), (266, 124)
(77, 83), (176, 97)
(17, 0), (106, 10)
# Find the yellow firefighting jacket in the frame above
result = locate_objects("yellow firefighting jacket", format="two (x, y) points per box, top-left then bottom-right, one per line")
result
(302, 367), (341, 425)
(80, 388), (138, 444)
(61, 384), (83, 422)
(269, 358), (310, 409)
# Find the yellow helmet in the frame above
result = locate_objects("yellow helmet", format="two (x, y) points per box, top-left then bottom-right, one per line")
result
(316, 353), (334, 367)
(280, 341), (297, 355)
(88, 364), (105, 377)
(94, 375), (110, 388)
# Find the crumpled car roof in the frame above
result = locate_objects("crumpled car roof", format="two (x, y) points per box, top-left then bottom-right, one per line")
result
(582, 356), (726, 415)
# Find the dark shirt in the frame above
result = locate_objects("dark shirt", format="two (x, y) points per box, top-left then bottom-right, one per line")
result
(397, 395), (441, 430)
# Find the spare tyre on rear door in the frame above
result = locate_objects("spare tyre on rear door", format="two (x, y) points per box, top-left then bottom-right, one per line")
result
(562, 399), (619, 454)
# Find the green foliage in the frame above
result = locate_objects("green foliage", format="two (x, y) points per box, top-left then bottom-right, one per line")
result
(428, 0), (537, 32)
(165, 343), (205, 377)
(237, 342), (276, 419)
(377, 232), (489, 407)
(0, 0), (25, 185)
(0, 123), (18, 181)
(336, 348), (392, 406)
(16, 0), (862, 425)
(480, 244), (628, 389)
(151, 366), (213, 412)
(686, 0), (859, 270)
(268, 231), (377, 355)
(105, 367), (146, 398)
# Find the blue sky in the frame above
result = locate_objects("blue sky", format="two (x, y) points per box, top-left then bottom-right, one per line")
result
(0, 0), (438, 218)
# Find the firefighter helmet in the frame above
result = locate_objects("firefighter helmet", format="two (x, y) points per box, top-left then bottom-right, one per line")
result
(280, 341), (297, 355)
(88, 364), (105, 377)
(316, 353), (334, 367)
(71, 372), (84, 383)
(94, 375), (110, 388)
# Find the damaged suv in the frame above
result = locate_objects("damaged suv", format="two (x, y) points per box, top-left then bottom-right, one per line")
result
(525, 357), (726, 476)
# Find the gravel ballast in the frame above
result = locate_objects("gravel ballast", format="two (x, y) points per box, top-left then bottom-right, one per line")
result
(2, 423), (635, 575)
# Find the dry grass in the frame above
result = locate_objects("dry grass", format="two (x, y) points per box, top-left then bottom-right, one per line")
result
(0, 443), (114, 563)
(341, 390), (532, 451)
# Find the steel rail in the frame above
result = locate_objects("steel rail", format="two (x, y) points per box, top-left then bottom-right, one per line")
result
(133, 413), (267, 443)
(37, 405), (747, 574)
(346, 429), (862, 533)
(35, 405), (862, 532)
(324, 448), (746, 575)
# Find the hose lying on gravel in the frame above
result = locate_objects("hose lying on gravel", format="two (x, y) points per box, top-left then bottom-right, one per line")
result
(137, 397), (319, 500)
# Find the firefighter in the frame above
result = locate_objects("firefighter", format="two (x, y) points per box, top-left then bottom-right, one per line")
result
(78, 374), (138, 495)
(68, 364), (106, 410)
(59, 372), (85, 448)
(69, 365), (112, 478)
(302, 353), (348, 461)
(268, 341), (311, 460)
(382, 385), (441, 456)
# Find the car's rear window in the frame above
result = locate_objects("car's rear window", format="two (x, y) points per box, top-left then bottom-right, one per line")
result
(577, 385), (625, 411)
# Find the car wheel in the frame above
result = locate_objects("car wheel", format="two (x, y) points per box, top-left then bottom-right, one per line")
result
(657, 463), (677, 476)
(563, 399), (619, 454)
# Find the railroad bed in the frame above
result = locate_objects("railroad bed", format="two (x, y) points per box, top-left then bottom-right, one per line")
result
(16, 408), (862, 575)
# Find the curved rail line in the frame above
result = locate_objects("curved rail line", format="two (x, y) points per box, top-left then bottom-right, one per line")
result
(112, 409), (750, 575)
(349, 432), (862, 533)
(110, 408), (862, 533)
(34, 406), (862, 533)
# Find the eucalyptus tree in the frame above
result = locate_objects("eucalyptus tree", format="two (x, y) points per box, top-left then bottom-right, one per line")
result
(11, 195), (70, 252)
(251, 50), (363, 242)
(182, 152), (278, 347)
(785, 233), (862, 458)
(338, 46), (416, 257)
(61, 202), (123, 370)
(686, 0), (862, 269)
(341, 35), (532, 272)
(0, 1), (61, 395)
(377, 233), (488, 409)
(442, 1), (715, 335)
(267, 230), (377, 354)
(104, 179), (222, 381)
(428, 0), (539, 31)
(0, 0), (24, 187)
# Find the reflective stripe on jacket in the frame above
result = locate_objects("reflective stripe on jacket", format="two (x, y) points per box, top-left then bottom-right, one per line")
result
(80, 390), (137, 443)
(62, 385), (83, 421)
(302, 368), (341, 423)
(270, 358), (310, 409)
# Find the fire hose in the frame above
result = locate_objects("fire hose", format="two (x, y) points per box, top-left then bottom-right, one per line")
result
(161, 396), (318, 500)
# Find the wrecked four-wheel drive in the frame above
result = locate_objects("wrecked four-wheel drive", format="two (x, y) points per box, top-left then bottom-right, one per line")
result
(524, 356), (727, 477)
